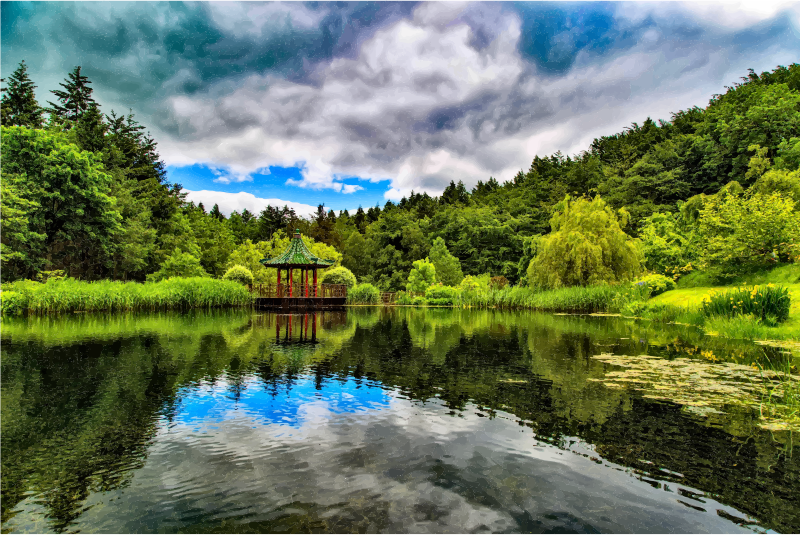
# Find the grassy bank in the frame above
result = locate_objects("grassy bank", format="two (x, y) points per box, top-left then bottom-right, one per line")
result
(388, 284), (650, 312)
(1, 277), (252, 315)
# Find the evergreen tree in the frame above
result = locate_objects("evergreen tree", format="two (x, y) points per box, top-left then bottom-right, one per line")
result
(210, 204), (225, 221)
(74, 102), (107, 153)
(48, 66), (95, 123)
(1, 60), (44, 128)
(354, 206), (367, 233)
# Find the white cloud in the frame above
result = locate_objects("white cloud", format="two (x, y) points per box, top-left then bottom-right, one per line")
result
(183, 189), (318, 217)
(617, 1), (800, 31)
(157, 2), (800, 198)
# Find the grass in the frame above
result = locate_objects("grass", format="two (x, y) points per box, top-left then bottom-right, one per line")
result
(459, 284), (650, 313)
(1, 277), (253, 315)
(347, 283), (380, 304)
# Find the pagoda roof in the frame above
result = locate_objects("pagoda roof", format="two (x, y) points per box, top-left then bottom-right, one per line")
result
(260, 230), (335, 268)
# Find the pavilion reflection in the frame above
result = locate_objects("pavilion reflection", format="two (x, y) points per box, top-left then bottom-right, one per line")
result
(252, 311), (348, 344)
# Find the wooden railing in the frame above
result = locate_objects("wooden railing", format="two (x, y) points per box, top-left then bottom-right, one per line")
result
(251, 283), (347, 299)
(380, 292), (396, 304)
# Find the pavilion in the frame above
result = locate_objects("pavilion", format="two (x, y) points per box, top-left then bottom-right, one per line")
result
(255, 230), (346, 310)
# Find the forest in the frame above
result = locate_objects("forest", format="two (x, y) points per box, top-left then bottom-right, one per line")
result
(1, 61), (799, 298)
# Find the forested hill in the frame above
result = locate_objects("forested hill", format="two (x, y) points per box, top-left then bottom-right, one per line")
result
(2, 62), (799, 289)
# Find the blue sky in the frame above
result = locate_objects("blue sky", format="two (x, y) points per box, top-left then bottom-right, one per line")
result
(3, 1), (800, 215)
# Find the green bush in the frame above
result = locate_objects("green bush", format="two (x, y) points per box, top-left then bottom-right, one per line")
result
(320, 266), (357, 288)
(407, 258), (436, 293)
(348, 283), (380, 304)
(1, 291), (27, 315)
(701, 285), (791, 324)
(633, 274), (676, 297)
(395, 291), (414, 305)
(411, 296), (428, 306)
(147, 251), (209, 282)
(424, 285), (460, 306)
(222, 265), (254, 286)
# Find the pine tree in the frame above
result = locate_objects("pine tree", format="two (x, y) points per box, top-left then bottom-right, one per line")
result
(48, 66), (95, 123)
(210, 204), (225, 221)
(74, 102), (107, 153)
(1, 60), (44, 128)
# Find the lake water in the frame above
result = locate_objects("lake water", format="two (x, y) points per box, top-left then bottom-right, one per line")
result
(2, 308), (798, 533)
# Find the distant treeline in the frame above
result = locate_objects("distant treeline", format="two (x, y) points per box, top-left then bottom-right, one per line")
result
(2, 61), (799, 289)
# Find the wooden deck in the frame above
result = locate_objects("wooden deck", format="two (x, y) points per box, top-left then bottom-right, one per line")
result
(254, 296), (346, 310)
(252, 283), (347, 310)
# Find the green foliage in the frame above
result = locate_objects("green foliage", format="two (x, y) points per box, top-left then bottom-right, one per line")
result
(696, 190), (800, 273)
(1, 126), (122, 279)
(1, 60), (44, 128)
(320, 266), (357, 288)
(633, 274), (676, 297)
(638, 212), (694, 275)
(226, 239), (271, 284)
(0, 277), (251, 315)
(528, 196), (644, 289)
(424, 285), (460, 306)
(222, 265), (254, 286)
(347, 283), (380, 304)
(0, 173), (46, 280)
(516, 235), (542, 286)
(407, 258), (437, 293)
(1, 291), (26, 315)
(147, 251), (209, 283)
(701, 285), (791, 324)
(428, 237), (464, 286)
(394, 291), (414, 305)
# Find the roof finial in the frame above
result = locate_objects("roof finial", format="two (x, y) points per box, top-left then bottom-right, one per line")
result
(294, 228), (301, 238)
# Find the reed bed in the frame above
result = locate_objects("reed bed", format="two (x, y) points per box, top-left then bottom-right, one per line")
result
(347, 283), (380, 304)
(460, 284), (650, 313)
(1, 277), (252, 315)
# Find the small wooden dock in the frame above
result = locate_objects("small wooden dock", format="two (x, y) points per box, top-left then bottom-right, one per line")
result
(252, 283), (347, 310)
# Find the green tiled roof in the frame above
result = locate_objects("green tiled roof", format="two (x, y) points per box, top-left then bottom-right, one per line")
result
(260, 231), (335, 268)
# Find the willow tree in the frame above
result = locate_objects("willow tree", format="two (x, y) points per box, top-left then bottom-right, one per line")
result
(527, 196), (643, 288)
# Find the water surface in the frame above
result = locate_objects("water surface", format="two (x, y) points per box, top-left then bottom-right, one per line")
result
(2, 308), (797, 533)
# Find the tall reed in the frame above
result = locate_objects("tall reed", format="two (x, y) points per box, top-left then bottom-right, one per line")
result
(459, 284), (649, 313)
(1, 277), (252, 315)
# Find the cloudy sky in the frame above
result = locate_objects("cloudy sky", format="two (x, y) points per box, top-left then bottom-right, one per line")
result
(3, 1), (800, 215)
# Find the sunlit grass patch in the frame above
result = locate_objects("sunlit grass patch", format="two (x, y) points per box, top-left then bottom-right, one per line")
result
(591, 353), (800, 432)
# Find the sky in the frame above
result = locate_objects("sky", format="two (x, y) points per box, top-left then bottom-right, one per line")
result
(3, 1), (800, 216)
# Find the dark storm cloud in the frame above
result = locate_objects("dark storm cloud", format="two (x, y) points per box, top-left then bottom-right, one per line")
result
(1, 2), (416, 104)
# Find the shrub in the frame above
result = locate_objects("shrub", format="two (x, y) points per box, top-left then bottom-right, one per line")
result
(320, 266), (357, 288)
(147, 251), (209, 282)
(407, 258), (436, 293)
(633, 274), (676, 297)
(411, 296), (428, 306)
(1, 291), (27, 315)
(696, 190), (800, 273)
(395, 291), (414, 305)
(424, 285), (460, 306)
(348, 283), (380, 304)
(428, 237), (464, 286)
(701, 285), (791, 324)
(222, 265), (254, 286)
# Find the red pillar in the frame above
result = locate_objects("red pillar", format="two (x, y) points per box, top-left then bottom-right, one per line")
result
(305, 269), (309, 297)
(313, 269), (317, 297)
(276, 269), (281, 297)
(289, 269), (293, 297)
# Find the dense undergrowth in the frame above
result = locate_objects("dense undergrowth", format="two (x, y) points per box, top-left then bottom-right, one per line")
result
(0, 277), (252, 315)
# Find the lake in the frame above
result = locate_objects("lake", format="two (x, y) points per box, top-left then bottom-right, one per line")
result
(1, 308), (797, 533)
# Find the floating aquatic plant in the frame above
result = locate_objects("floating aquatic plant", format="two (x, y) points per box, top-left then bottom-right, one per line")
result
(589, 353), (800, 431)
